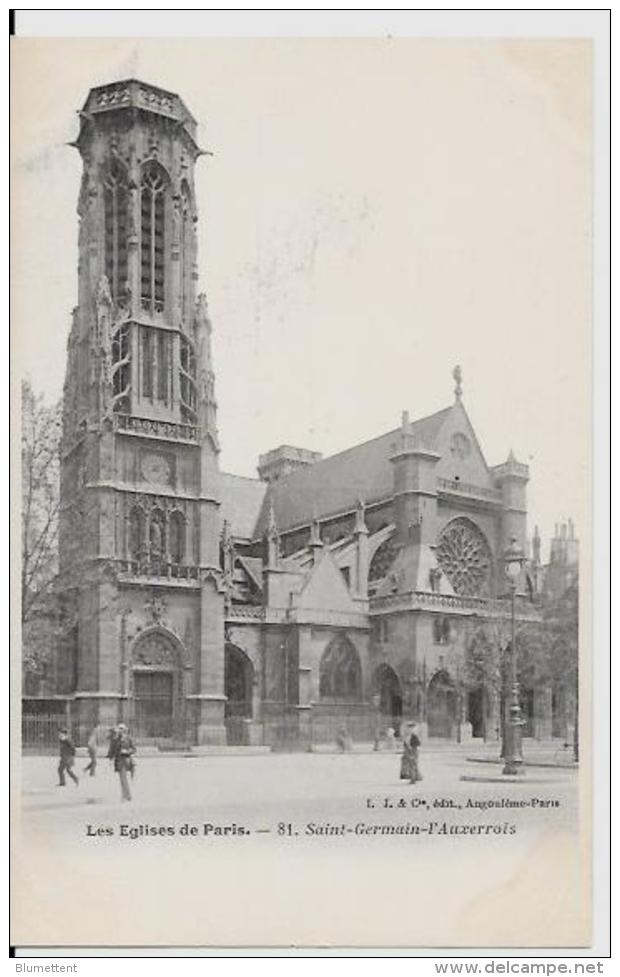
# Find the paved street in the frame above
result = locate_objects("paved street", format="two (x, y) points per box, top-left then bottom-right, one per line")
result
(14, 746), (584, 948)
(20, 745), (579, 841)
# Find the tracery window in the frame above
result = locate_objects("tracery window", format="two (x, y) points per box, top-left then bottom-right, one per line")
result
(436, 518), (492, 597)
(319, 636), (362, 701)
(111, 322), (130, 413)
(140, 326), (172, 405)
(103, 159), (129, 303)
(140, 161), (168, 311)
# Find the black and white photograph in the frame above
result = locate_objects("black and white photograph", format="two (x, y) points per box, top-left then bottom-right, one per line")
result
(10, 12), (609, 955)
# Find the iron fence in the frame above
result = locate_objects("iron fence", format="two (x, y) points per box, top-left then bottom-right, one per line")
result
(22, 714), (74, 752)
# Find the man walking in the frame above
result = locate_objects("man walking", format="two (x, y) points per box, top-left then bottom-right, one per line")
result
(107, 723), (136, 802)
(57, 727), (79, 787)
(83, 724), (102, 777)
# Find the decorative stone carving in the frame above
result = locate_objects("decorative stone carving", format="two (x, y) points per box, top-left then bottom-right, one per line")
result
(145, 593), (168, 625)
(221, 520), (236, 610)
(201, 566), (226, 593)
(133, 632), (176, 668)
(266, 504), (280, 569)
(436, 518), (491, 597)
(429, 567), (443, 593)
(93, 274), (114, 416)
(141, 451), (173, 486)
(453, 364), (463, 400)
(354, 498), (368, 536)
(195, 294), (220, 449)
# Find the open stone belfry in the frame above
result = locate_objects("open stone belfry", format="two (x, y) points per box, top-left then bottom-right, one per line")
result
(52, 79), (572, 749)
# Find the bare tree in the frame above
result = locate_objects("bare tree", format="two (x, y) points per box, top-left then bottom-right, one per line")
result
(21, 380), (62, 686)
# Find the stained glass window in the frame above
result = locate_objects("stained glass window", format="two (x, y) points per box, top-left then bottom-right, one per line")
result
(436, 518), (491, 597)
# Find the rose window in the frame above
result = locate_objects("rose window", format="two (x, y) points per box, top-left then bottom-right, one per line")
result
(436, 518), (491, 596)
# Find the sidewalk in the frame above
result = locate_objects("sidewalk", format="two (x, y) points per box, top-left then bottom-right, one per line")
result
(465, 740), (578, 769)
(23, 738), (578, 763)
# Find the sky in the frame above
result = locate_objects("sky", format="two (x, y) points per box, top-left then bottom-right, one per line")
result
(11, 38), (592, 558)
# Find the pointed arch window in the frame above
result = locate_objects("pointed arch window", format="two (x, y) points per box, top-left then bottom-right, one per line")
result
(111, 322), (130, 413)
(140, 326), (172, 405)
(319, 636), (362, 701)
(103, 159), (129, 303)
(140, 161), (168, 312)
(179, 181), (193, 323)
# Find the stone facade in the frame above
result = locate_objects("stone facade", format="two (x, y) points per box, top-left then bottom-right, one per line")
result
(54, 80), (564, 748)
(57, 80), (225, 744)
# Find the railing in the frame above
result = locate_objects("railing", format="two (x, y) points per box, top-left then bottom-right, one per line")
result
(118, 560), (200, 583)
(116, 414), (198, 443)
(437, 478), (502, 502)
(140, 297), (165, 315)
(121, 707), (196, 749)
(92, 82), (176, 117)
(227, 605), (265, 622)
(371, 592), (489, 613)
(22, 714), (71, 752)
(370, 591), (541, 622)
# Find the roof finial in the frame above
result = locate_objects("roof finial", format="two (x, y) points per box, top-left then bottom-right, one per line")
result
(452, 365), (463, 401)
(354, 497), (368, 535)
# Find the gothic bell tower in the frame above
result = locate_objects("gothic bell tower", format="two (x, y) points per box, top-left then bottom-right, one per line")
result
(58, 80), (226, 744)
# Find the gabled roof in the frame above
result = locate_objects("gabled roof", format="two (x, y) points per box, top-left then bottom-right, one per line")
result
(253, 406), (452, 539)
(219, 472), (268, 540)
(292, 548), (358, 615)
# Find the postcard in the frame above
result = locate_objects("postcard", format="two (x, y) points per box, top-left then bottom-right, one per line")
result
(11, 25), (604, 952)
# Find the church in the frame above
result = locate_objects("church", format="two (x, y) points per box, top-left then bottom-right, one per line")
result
(55, 79), (545, 748)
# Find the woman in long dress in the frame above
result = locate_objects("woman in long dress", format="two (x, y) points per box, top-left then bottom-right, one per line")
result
(400, 723), (422, 784)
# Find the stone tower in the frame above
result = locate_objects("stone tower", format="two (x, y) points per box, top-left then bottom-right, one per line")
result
(58, 80), (226, 744)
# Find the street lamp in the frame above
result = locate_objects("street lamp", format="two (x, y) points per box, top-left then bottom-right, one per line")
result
(503, 536), (526, 776)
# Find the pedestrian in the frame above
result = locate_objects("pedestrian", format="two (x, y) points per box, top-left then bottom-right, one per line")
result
(336, 724), (350, 753)
(107, 723), (136, 802)
(400, 722), (422, 784)
(57, 727), (79, 787)
(83, 724), (102, 777)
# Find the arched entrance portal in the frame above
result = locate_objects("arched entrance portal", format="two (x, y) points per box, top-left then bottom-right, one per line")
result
(427, 670), (457, 739)
(224, 644), (254, 745)
(130, 630), (184, 740)
(373, 665), (403, 736)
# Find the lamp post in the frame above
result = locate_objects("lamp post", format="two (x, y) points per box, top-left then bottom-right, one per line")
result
(503, 537), (526, 776)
